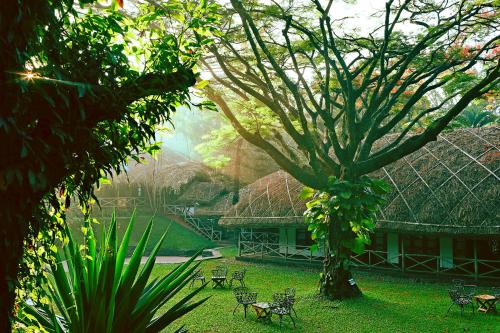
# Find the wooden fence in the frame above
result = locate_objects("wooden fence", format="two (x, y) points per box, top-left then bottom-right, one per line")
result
(238, 240), (500, 280)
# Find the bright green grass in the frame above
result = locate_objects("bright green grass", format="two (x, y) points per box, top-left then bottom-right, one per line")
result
(68, 210), (215, 255)
(152, 248), (499, 333)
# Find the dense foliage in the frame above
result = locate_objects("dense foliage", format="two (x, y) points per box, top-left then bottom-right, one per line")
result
(0, 0), (218, 329)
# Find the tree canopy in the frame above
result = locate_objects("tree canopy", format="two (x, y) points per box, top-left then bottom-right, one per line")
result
(0, 0), (218, 329)
(205, 0), (499, 188)
(203, 0), (499, 299)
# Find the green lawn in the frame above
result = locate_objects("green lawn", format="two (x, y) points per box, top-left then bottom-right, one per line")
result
(68, 210), (215, 256)
(152, 248), (499, 333)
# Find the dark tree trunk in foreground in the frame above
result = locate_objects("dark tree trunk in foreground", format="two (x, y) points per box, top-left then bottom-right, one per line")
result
(0, 224), (25, 332)
(0, 194), (40, 331)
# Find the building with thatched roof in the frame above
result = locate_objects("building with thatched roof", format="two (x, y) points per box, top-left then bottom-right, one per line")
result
(220, 127), (500, 280)
(94, 148), (231, 212)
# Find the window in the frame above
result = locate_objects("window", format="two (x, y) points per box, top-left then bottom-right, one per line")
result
(296, 229), (314, 246)
(369, 231), (386, 251)
(403, 235), (439, 255)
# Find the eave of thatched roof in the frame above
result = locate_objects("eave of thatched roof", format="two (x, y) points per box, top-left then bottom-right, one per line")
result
(220, 127), (500, 235)
(219, 170), (306, 227)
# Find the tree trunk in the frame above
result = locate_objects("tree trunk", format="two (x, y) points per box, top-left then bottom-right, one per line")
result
(0, 213), (26, 332)
(319, 213), (361, 300)
(231, 139), (243, 204)
(319, 247), (361, 299)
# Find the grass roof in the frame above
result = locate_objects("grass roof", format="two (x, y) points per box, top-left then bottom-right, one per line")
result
(220, 127), (500, 235)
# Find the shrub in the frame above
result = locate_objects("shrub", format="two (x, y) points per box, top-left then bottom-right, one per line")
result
(16, 212), (208, 332)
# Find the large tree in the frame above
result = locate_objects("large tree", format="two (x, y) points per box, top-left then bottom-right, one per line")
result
(204, 0), (499, 299)
(0, 0), (217, 330)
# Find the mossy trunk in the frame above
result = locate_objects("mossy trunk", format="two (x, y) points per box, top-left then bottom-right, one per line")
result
(319, 213), (361, 300)
(320, 247), (361, 299)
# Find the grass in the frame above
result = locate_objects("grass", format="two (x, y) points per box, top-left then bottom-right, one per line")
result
(152, 247), (499, 333)
(68, 209), (215, 256)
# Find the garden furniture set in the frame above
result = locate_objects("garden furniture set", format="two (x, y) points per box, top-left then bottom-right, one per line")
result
(447, 280), (498, 315)
(190, 266), (298, 327)
(233, 286), (297, 328)
(190, 266), (245, 289)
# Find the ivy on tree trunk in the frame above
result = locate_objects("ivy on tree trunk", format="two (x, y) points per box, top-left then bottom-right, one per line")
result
(303, 176), (389, 299)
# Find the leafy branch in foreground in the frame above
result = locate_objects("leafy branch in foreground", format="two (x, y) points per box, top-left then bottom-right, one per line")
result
(16, 212), (209, 333)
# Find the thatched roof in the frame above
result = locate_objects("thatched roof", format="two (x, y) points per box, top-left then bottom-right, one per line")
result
(96, 148), (232, 205)
(175, 181), (228, 205)
(112, 159), (210, 193)
(219, 171), (304, 226)
(220, 127), (500, 235)
(194, 193), (234, 216)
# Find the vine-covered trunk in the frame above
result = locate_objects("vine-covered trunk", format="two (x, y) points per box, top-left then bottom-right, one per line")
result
(319, 220), (361, 299)
(319, 247), (361, 299)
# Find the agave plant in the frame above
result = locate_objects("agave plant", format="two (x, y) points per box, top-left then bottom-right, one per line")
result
(17, 212), (209, 332)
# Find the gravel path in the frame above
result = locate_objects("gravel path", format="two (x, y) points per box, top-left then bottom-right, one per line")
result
(125, 248), (222, 264)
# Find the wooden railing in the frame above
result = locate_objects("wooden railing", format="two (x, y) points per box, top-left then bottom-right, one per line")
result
(98, 197), (146, 208)
(238, 241), (500, 279)
(238, 240), (323, 262)
(163, 204), (223, 241)
(240, 230), (280, 244)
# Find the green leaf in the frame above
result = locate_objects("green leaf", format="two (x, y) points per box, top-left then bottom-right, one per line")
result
(299, 186), (316, 200)
(18, 214), (207, 332)
(340, 191), (351, 199)
(195, 79), (209, 89)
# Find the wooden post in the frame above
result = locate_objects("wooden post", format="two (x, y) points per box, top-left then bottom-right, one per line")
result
(436, 253), (440, 275)
(285, 228), (288, 261)
(238, 230), (241, 257)
(473, 239), (478, 281)
(401, 237), (405, 273)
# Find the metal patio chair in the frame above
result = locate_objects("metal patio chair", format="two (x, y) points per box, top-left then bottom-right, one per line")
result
(232, 286), (257, 318)
(189, 269), (205, 288)
(211, 266), (228, 288)
(270, 292), (296, 328)
(285, 288), (298, 317)
(447, 288), (475, 316)
(229, 268), (247, 287)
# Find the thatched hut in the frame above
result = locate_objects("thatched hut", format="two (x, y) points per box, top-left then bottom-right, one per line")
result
(95, 148), (230, 212)
(220, 127), (500, 279)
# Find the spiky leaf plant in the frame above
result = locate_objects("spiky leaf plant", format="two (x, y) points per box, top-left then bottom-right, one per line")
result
(17, 212), (208, 332)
